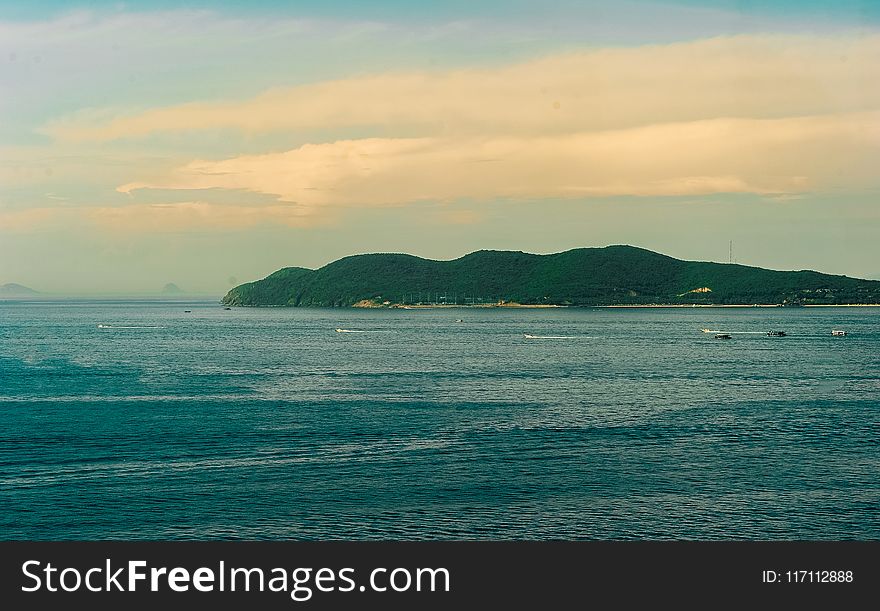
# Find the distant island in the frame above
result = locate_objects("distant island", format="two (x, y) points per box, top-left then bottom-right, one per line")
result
(0, 283), (39, 298)
(161, 282), (184, 295)
(221, 246), (880, 307)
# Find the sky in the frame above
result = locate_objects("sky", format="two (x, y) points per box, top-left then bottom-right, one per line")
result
(1, 1), (878, 295)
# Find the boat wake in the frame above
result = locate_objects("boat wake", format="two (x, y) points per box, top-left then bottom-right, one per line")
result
(523, 334), (586, 339)
(97, 324), (164, 329)
(701, 329), (766, 335)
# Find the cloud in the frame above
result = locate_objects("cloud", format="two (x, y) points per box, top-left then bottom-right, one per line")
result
(0, 207), (64, 232)
(43, 34), (880, 142)
(86, 201), (321, 231)
(0, 200), (325, 234)
(116, 112), (880, 213)
(13, 30), (880, 233)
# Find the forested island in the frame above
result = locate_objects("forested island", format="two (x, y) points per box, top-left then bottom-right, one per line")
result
(221, 246), (880, 307)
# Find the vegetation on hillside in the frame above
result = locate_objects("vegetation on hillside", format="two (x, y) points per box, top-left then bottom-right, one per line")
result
(221, 246), (880, 307)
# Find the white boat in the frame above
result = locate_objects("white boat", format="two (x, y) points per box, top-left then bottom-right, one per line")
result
(831, 330), (847, 337)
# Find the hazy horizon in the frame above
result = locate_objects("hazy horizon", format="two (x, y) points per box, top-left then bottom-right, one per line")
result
(2, 1), (878, 294)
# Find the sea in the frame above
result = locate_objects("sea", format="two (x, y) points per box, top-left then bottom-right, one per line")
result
(0, 300), (877, 540)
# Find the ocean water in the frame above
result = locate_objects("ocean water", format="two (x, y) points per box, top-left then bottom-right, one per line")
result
(0, 300), (878, 540)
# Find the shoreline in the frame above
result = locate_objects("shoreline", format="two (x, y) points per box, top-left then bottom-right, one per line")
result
(349, 302), (880, 310)
(599, 304), (880, 308)
(385, 303), (565, 309)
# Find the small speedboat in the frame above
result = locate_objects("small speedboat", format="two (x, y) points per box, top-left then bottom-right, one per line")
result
(714, 334), (732, 340)
(831, 330), (847, 337)
(767, 330), (787, 337)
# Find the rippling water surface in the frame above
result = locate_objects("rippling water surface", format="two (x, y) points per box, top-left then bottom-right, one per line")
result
(1, 301), (878, 539)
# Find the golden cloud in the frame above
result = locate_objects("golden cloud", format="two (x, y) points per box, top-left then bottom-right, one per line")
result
(85, 201), (322, 231)
(0, 207), (61, 232)
(44, 34), (880, 142)
(0, 201), (328, 234)
(115, 112), (880, 214)
(23, 33), (880, 232)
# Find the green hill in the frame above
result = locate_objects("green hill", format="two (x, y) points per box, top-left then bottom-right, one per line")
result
(221, 246), (880, 307)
